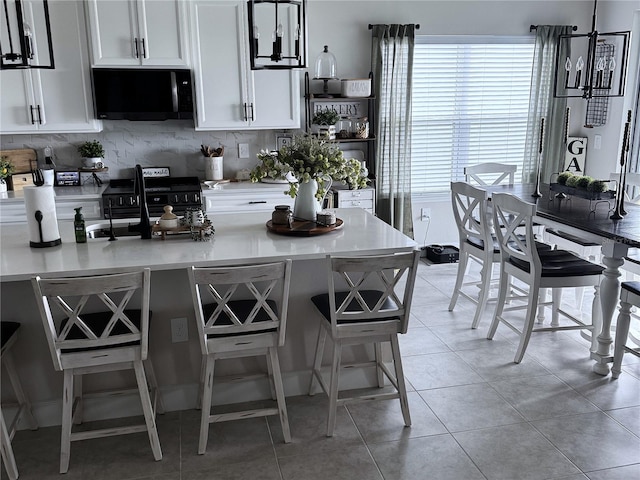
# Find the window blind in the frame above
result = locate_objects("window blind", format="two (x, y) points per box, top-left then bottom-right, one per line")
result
(411, 37), (535, 194)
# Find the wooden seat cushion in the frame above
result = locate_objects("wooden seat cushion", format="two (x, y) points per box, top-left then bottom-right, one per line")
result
(311, 290), (399, 324)
(59, 310), (146, 352)
(203, 299), (278, 337)
(1, 321), (20, 350)
(622, 281), (640, 298)
(545, 228), (600, 247)
(508, 249), (605, 277)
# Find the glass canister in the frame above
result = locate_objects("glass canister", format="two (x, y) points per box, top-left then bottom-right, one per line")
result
(336, 118), (353, 139)
(353, 117), (369, 139)
(272, 205), (293, 227)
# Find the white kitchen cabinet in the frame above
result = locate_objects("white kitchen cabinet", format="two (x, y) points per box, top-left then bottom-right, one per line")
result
(202, 182), (294, 215)
(331, 186), (375, 214)
(189, 0), (299, 130)
(86, 0), (189, 67)
(0, 1), (101, 134)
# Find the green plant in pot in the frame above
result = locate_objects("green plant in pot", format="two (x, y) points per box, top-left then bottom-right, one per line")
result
(78, 140), (105, 168)
(311, 109), (340, 140)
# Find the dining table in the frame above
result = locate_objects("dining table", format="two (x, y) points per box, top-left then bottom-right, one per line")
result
(480, 183), (640, 376)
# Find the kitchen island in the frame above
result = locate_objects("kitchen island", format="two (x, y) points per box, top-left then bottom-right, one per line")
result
(0, 208), (417, 426)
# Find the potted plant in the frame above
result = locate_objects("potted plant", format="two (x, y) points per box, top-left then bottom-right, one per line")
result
(250, 134), (368, 220)
(77, 140), (105, 168)
(0, 156), (15, 192)
(311, 109), (340, 140)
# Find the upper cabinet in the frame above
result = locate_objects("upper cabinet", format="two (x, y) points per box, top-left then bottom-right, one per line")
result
(86, 0), (189, 67)
(189, 1), (299, 130)
(0, 1), (101, 134)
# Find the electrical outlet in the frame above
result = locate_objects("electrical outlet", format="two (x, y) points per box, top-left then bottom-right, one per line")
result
(594, 135), (602, 150)
(170, 317), (188, 343)
(421, 207), (431, 221)
(238, 143), (250, 158)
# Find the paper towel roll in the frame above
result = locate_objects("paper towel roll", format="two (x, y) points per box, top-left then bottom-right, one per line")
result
(24, 186), (62, 247)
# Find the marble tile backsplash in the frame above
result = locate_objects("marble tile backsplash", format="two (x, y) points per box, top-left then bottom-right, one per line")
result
(0, 121), (295, 179)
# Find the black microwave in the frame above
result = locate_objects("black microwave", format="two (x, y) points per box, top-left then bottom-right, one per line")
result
(92, 68), (194, 121)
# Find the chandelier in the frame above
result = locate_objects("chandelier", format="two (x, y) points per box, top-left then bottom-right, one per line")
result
(1, 0), (55, 69)
(553, 0), (630, 99)
(247, 0), (307, 70)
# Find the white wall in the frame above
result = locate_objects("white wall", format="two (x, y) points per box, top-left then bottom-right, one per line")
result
(1, 0), (638, 244)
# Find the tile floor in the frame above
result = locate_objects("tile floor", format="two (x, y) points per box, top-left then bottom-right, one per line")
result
(4, 261), (640, 480)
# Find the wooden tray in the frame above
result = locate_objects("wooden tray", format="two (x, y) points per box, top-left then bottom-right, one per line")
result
(151, 224), (191, 240)
(266, 218), (343, 236)
(549, 183), (615, 200)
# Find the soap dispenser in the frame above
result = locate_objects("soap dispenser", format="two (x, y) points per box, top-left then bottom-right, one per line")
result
(74, 207), (87, 243)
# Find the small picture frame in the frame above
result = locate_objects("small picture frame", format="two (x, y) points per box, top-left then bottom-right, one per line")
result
(563, 137), (587, 174)
(275, 133), (293, 150)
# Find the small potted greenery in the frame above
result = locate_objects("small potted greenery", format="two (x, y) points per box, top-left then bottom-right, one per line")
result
(0, 156), (15, 192)
(311, 109), (340, 139)
(77, 140), (105, 168)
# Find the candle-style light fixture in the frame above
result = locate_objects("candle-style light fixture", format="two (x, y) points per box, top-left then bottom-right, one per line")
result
(247, 0), (307, 70)
(553, 0), (630, 99)
(1, 0), (55, 69)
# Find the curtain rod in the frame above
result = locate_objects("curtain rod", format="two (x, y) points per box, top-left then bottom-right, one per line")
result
(530, 24), (577, 32)
(368, 24), (420, 30)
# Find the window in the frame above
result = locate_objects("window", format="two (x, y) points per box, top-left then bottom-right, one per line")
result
(411, 36), (535, 195)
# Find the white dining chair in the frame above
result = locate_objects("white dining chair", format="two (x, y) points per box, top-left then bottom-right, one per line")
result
(612, 281), (640, 379)
(464, 162), (517, 186)
(486, 193), (605, 363)
(1, 322), (38, 480)
(449, 181), (499, 328)
(32, 269), (162, 473)
(188, 260), (293, 454)
(308, 250), (420, 437)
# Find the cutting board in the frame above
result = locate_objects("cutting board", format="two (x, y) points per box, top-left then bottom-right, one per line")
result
(0, 148), (37, 174)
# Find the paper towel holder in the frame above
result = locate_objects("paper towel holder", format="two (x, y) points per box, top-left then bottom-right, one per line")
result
(30, 209), (61, 248)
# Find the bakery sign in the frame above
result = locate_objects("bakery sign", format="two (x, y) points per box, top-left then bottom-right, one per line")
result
(563, 137), (587, 175)
(313, 102), (362, 117)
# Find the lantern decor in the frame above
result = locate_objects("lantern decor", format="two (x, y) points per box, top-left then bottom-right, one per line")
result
(610, 110), (632, 220)
(552, 0), (630, 99)
(1, 0), (55, 69)
(247, 0), (307, 70)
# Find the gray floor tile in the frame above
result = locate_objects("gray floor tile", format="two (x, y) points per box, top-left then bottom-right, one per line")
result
(402, 351), (485, 390)
(605, 406), (640, 437)
(584, 463), (640, 480)
(557, 369), (640, 410)
(489, 375), (599, 421)
(533, 412), (640, 472)
(419, 383), (526, 432)
(429, 321), (514, 352)
(455, 342), (552, 381)
(346, 391), (447, 443)
(181, 456), (282, 480)
(398, 325), (450, 356)
(268, 394), (363, 459)
(278, 445), (384, 480)
(453, 422), (580, 480)
(368, 434), (485, 480)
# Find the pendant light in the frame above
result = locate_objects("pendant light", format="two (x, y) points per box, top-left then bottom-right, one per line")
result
(553, 0), (630, 99)
(1, 0), (55, 69)
(247, 0), (307, 70)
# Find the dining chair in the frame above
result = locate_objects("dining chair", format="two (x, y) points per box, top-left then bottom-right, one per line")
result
(188, 260), (293, 454)
(486, 193), (605, 363)
(31, 269), (163, 473)
(1, 322), (38, 480)
(308, 250), (420, 437)
(464, 162), (517, 186)
(449, 181), (499, 328)
(612, 281), (640, 379)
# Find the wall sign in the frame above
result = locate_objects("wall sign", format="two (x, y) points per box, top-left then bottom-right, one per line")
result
(563, 137), (587, 175)
(313, 102), (362, 117)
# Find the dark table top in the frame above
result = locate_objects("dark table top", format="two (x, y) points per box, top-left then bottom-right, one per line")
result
(482, 183), (640, 248)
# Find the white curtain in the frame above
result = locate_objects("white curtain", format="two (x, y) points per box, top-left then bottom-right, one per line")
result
(371, 24), (415, 237)
(523, 26), (573, 183)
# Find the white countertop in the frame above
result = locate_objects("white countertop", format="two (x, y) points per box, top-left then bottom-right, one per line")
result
(0, 208), (417, 282)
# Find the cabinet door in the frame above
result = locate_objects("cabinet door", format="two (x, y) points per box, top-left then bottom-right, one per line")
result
(250, 70), (300, 129)
(0, 1), (100, 134)
(87, 0), (139, 66)
(138, 0), (189, 66)
(0, 70), (38, 131)
(190, 1), (249, 130)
